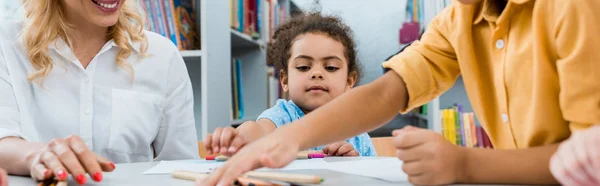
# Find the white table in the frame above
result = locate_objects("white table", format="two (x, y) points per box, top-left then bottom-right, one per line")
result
(8, 157), (499, 186)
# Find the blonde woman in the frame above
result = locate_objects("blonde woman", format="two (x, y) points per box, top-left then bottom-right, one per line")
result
(0, 0), (198, 184)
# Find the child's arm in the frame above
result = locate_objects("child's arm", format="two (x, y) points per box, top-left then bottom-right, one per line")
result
(204, 119), (276, 156)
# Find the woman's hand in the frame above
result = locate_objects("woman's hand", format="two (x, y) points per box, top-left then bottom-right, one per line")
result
(550, 125), (600, 186)
(28, 135), (115, 184)
(0, 168), (7, 186)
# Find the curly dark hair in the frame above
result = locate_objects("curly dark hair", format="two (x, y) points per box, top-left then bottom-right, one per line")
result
(267, 12), (361, 82)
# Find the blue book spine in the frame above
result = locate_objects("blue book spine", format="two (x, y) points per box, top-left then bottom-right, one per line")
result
(256, 0), (261, 36)
(152, 0), (167, 37)
(238, 0), (244, 32)
(235, 59), (244, 119)
(144, 0), (156, 32)
(163, 0), (179, 47)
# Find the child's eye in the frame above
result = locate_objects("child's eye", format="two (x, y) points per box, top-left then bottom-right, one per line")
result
(296, 66), (310, 71)
(325, 66), (339, 71)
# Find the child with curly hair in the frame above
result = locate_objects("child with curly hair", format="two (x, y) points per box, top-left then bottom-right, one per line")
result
(204, 12), (376, 157)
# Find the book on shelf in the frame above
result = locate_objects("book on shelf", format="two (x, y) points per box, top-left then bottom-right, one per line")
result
(141, 0), (200, 50)
(441, 104), (492, 148)
(230, 0), (263, 38)
(231, 58), (245, 120)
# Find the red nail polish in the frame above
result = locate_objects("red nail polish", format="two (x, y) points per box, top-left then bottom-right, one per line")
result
(56, 169), (67, 180)
(92, 172), (103, 182)
(43, 170), (49, 177)
(108, 162), (116, 169)
(76, 174), (87, 184)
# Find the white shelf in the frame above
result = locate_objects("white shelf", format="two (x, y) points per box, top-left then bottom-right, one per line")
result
(231, 29), (264, 48)
(180, 50), (202, 58)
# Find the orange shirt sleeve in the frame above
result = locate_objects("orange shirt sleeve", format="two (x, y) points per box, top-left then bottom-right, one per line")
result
(382, 7), (460, 114)
(550, 0), (600, 131)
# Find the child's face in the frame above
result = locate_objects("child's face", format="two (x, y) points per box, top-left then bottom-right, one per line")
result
(281, 33), (357, 112)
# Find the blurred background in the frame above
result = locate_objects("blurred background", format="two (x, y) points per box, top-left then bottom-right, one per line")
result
(0, 0), (477, 141)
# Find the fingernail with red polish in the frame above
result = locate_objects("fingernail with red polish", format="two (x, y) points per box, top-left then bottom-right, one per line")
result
(76, 174), (87, 184)
(42, 169), (50, 178)
(108, 162), (116, 169)
(56, 169), (67, 180)
(92, 172), (103, 182)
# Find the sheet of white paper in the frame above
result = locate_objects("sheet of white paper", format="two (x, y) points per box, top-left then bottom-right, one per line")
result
(142, 160), (224, 175)
(327, 157), (408, 182)
(143, 159), (329, 175)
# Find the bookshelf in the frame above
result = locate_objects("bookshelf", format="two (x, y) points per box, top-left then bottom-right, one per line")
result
(186, 0), (299, 140)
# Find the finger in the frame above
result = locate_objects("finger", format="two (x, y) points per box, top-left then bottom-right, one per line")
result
(67, 136), (103, 182)
(408, 173), (434, 186)
(217, 155), (262, 186)
(392, 129), (429, 149)
(228, 135), (246, 154)
(49, 138), (87, 184)
(556, 144), (589, 186)
(342, 150), (359, 156)
(321, 145), (330, 155)
(402, 161), (425, 176)
(204, 133), (214, 155)
(396, 146), (425, 163)
(392, 126), (420, 136)
(581, 132), (600, 185)
(200, 162), (227, 186)
(336, 143), (355, 156)
(212, 128), (224, 154)
(31, 163), (52, 180)
(219, 128), (236, 154)
(0, 168), (6, 186)
(550, 153), (573, 185)
(325, 142), (344, 156)
(567, 135), (598, 185)
(94, 154), (116, 172)
(39, 151), (68, 181)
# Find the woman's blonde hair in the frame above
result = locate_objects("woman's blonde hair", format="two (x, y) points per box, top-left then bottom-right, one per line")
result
(21, 0), (148, 83)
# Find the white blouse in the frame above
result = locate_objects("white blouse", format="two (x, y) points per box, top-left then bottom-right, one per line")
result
(0, 20), (199, 163)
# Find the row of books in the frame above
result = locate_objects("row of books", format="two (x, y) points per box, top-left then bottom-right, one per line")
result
(231, 58), (245, 120)
(140, 0), (200, 50)
(441, 104), (493, 148)
(230, 0), (287, 39)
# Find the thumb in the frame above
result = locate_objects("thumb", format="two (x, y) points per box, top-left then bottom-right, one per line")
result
(260, 147), (296, 169)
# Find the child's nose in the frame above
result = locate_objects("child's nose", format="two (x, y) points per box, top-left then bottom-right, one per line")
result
(311, 70), (324, 79)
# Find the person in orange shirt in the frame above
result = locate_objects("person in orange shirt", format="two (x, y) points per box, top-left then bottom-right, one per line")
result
(551, 125), (600, 185)
(198, 0), (600, 185)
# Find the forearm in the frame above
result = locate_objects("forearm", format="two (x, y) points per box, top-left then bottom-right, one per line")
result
(236, 120), (276, 143)
(0, 137), (45, 176)
(284, 72), (409, 150)
(461, 144), (559, 184)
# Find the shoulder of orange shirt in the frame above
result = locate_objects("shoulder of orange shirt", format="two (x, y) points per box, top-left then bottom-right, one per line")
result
(441, 104), (493, 148)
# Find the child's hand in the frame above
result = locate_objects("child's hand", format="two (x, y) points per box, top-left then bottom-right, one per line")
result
(321, 141), (359, 156)
(204, 126), (249, 156)
(392, 126), (466, 185)
(197, 130), (300, 186)
(550, 125), (600, 186)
